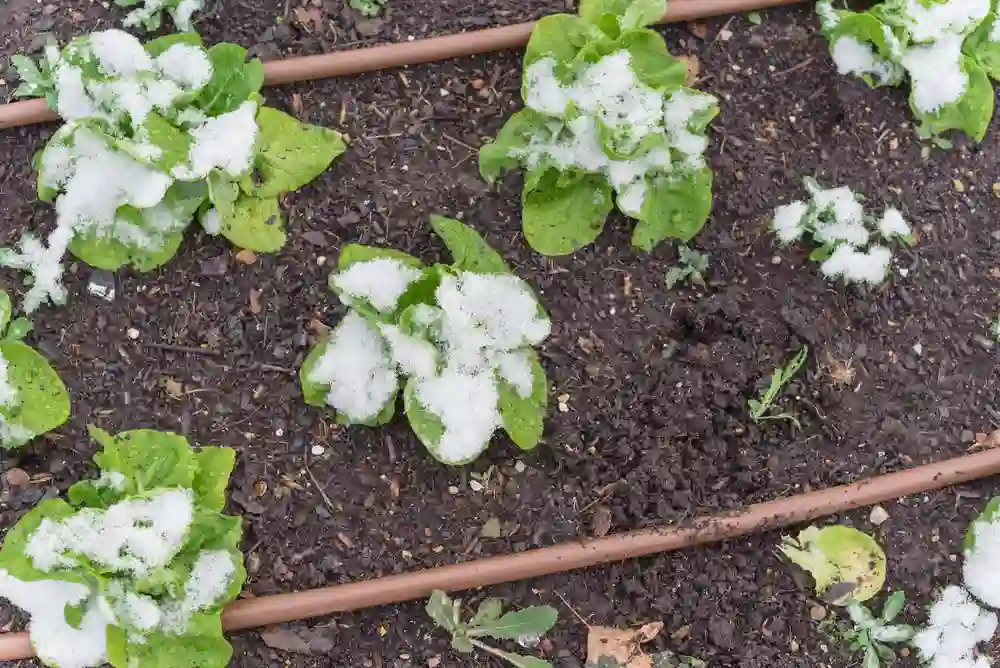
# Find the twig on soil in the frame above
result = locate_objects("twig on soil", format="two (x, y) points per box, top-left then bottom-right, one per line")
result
(554, 590), (591, 629)
(772, 57), (815, 77)
(303, 449), (338, 515)
(142, 342), (221, 356)
(441, 133), (476, 152)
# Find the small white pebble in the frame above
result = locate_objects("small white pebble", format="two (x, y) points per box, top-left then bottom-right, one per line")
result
(126, 328), (140, 340)
(447, 485), (459, 495)
(469, 480), (484, 492)
(311, 444), (325, 456)
(912, 343), (923, 356)
(275, 428), (284, 437)
(514, 460), (526, 473)
(316, 256), (327, 266)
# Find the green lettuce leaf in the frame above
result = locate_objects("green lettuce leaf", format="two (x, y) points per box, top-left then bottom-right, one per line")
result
(403, 378), (492, 465)
(196, 44), (265, 116)
(497, 350), (548, 450)
(0, 341), (70, 449)
(0, 290), (12, 336)
(251, 107), (347, 198)
(429, 215), (511, 274)
(337, 244), (424, 271)
(522, 169), (614, 256)
(632, 167), (713, 250)
(479, 109), (549, 183)
(524, 14), (590, 69)
(0, 499), (82, 582)
(299, 335), (334, 408)
(144, 32), (204, 57)
(619, 29), (686, 91)
(912, 55), (994, 142)
(298, 319), (398, 426)
(966, 14), (1000, 79)
(218, 195), (285, 252)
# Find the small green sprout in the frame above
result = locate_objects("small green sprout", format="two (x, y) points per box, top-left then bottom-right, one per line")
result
(991, 317), (1000, 343)
(664, 245), (709, 289)
(426, 590), (557, 668)
(748, 346), (808, 427)
(747, 11), (763, 24)
(843, 592), (915, 668)
(350, 0), (386, 18)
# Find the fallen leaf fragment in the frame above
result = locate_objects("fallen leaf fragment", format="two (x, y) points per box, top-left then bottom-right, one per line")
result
(481, 516), (502, 539)
(592, 505), (612, 537)
(260, 627), (312, 654)
(163, 377), (184, 399)
(679, 54), (701, 86)
(586, 622), (664, 668)
(970, 429), (1000, 451)
(249, 289), (263, 315)
(235, 248), (257, 265)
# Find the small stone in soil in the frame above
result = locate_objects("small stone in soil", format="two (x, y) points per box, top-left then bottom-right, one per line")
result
(311, 444), (325, 456)
(869, 505), (890, 526)
(87, 270), (115, 301)
(809, 605), (827, 621)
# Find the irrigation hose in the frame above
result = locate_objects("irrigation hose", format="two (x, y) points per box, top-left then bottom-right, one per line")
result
(0, 447), (998, 660)
(0, 0), (806, 131)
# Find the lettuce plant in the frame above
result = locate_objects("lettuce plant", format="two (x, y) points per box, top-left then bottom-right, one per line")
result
(770, 178), (913, 285)
(300, 216), (550, 465)
(0, 426), (245, 668)
(816, 0), (1000, 142)
(479, 0), (718, 256)
(8, 30), (346, 312)
(116, 0), (204, 32)
(0, 289), (69, 448)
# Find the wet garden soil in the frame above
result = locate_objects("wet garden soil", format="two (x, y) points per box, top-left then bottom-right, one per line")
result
(2, 0), (1000, 666)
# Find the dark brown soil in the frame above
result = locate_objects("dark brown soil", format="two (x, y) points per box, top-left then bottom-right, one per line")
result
(2, 0), (1000, 667)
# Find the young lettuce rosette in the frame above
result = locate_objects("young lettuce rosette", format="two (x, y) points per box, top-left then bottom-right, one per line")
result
(480, 0), (718, 255)
(300, 216), (550, 465)
(0, 427), (246, 668)
(816, 0), (1000, 142)
(8, 30), (346, 312)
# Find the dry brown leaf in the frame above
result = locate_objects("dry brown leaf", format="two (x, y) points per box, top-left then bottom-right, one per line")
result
(292, 92), (304, 116)
(971, 429), (1000, 451)
(249, 289), (263, 315)
(293, 6), (323, 31)
(163, 377), (184, 399)
(680, 54), (701, 87)
(309, 318), (331, 335)
(586, 622), (664, 668)
(260, 627), (312, 654)
(235, 248), (257, 265)
(592, 505), (612, 537)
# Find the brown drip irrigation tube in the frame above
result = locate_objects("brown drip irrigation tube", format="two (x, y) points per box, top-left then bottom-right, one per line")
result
(0, 0), (805, 131)
(1, 448), (1000, 660)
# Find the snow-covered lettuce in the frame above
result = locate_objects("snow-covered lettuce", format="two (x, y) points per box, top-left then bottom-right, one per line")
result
(116, 0), (205, 33)
(300, 216), (551, 465)
(770, 177), (913, 285)
(817, 0), (1000, 142)
(0, 289), (69, 448)
(480, 0), (718, 256)
(7, 30), (347, 312)
(0, 427), (245, 668)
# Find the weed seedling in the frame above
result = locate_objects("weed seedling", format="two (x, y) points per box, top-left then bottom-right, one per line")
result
(350, 0), (386, 17)
(426, 590), (557, 668)
(664, 245), (709, 289)
(748, 346), (808, 427)
(843, 592), (915, 668)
